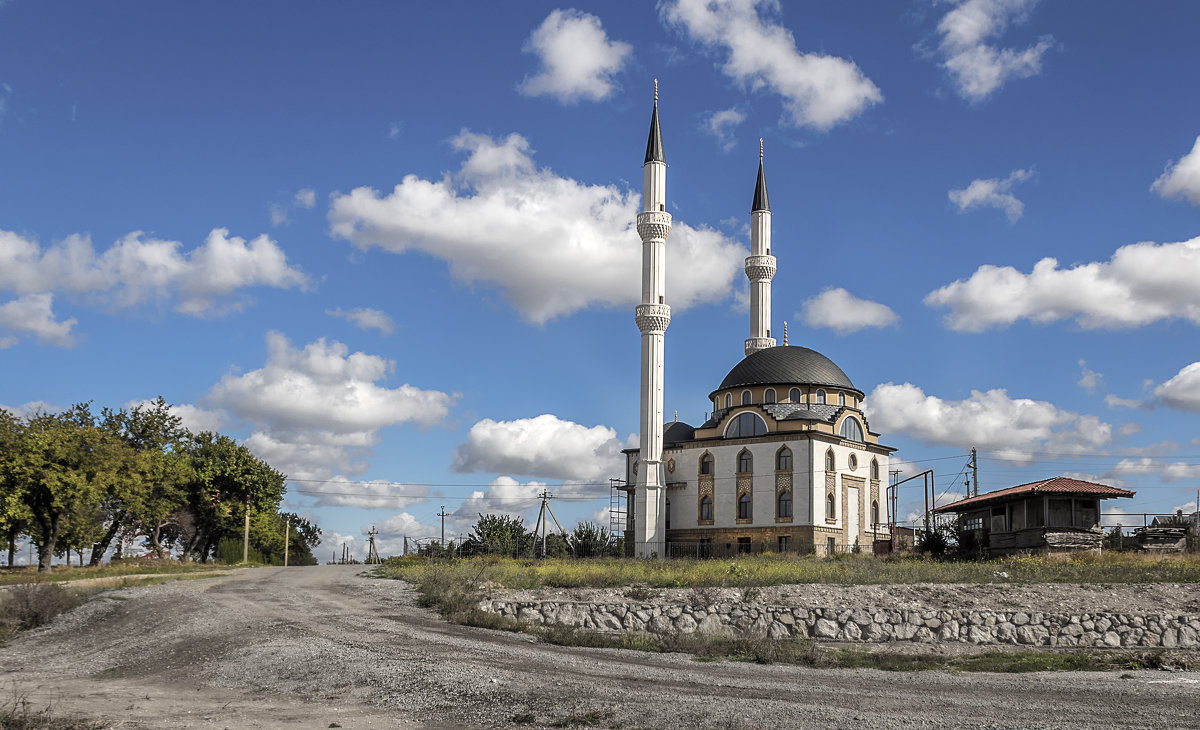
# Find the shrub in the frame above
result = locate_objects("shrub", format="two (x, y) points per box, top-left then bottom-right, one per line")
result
(0, 583), (81, 639)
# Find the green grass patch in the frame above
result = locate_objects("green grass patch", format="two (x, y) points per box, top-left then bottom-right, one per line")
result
(0, 696), (106, 730)
(0, 559), (232, 585)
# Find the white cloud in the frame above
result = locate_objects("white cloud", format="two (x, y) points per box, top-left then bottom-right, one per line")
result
(0, 400), (62, 418)
(206, 331), (455, 480)
(0, 293), (76, 347)
(518, 9), (631, 103)
(1152, 135), (1200, 205)
(294, 189), (316, 209)
(1116, 423), (1142, 437)
(372, 513), (440, 553)
(328, 130), (746, 324)
(1154, 361), (1200, 412)
(1105, 395), (1144, 410)
(269, 204), (289, 226)
(387, 122), (403, 139)
(452, 414), (625, 481)
(1076, 359), (1101, 394)
(124, 399), (226, 434)
(289, 477), (431, 510)
(0, 337), (15, 349)
(0, 227), (308, 318)
(704, 108), (746, 151)
(864, 383), (1112, 463)
(661, 0), (882, 130)
(947, 168), (1032, 222)
(449, 476), (547, 527)
(325, 306), (395, 335)
(799, 287), (898, 334)
(925, 235), (1200, 331)
(933, 0), (1053, 102)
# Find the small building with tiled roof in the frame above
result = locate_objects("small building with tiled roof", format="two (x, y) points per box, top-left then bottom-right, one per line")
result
(933, 477), (1134, 556)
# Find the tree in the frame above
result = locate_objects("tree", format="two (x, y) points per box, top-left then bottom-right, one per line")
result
(0, 409), (32, 567)
(569, 520), (612, 558)
(465, 514), (533, 557)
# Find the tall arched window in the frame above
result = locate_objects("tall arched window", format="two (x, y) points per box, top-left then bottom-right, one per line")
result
(737, 449), (753, 473)
(776, 446), (792, 471)
(741, 390), (752, 405)
(789, 388), (801, 403)
(700, 495), (713, 521)
(816, 389), (827, 404)
(826, 493), (836, 520)
(725, 393), (732, 409)
(839, 416), (864, 442)
(838, 392), (846, 406)
(825, 448), (835, 471)
(778, 491), (792, 519)
(700, 452), (714, 475)
(764, 388), (776, 404)
(870, 458), (879, 481)
(738, 492), (751, 519)
(871, 500), (880, 528)
(724, 412), (768, 438)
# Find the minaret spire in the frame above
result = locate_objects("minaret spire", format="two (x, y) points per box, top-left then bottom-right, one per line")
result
(633, 80), (672, 558)
(745, 140), (777, 356)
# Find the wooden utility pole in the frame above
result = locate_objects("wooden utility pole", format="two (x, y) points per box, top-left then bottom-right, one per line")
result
(365, 526), (381, 564)
(283, 518), (290, 567)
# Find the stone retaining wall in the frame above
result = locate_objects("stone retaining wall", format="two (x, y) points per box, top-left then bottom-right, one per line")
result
(481, 599), (1200, 648)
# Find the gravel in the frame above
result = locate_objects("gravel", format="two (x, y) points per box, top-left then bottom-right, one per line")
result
(3, 565), (1200, 729)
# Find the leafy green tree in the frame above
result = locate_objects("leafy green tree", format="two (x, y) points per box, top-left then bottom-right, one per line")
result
(0, 408), (33, 567)
(465, 514), (533, 557)
(569, 520), (612, 558)
(122, 398), (193, 558)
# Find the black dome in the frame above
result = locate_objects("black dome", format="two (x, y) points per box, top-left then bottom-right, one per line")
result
(713, 346), (859, 396)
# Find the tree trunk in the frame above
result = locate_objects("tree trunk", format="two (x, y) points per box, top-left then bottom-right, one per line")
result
(38, 516), (59, 573)
(89, 513), (125, 567)
(6, 528), (15, 568)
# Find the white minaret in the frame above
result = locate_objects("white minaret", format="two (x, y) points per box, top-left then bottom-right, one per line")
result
(745, 139), (776, 356)
(634, 81), (671, 558)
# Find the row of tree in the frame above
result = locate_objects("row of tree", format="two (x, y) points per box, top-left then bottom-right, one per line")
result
(0, 398), (320, 571)
(427, 514), (619, 558)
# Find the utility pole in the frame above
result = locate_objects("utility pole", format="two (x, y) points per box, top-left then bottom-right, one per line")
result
(437, 506), (449, 549)
(283, 518), (290, 567)
(242, 496), (250, 564)
(365, 526), (381, 564)
(533, 490), (568, 558)
(969, 447), (979, 497)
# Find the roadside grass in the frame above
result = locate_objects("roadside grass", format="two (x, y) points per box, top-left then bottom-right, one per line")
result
(378, 551), (1200, 590)
(0, 559), (232, 585)
(0, 695), (105, 729)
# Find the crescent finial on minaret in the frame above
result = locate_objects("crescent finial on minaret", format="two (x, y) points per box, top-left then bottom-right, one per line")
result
(759, 137), (763, 160)
(783, 321), (788, 346)
(654, 78), (658, 103)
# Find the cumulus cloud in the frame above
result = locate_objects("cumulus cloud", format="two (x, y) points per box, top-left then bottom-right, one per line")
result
(864, 383), (1112, 463)
(0, 227), (308, 320)
(206, 331), (455, 481)
(448, 476), (547, 527)
(947, 168), (1033, 222)
(0, 293), (76, 347)
(124, 398), (226, 434)
(925, 235), (1200, 332)
(704, 108), (746, 151)
(932, 0), (1053, 102)
(1105, 395), (1144, 410)
(1151, 135), (1200, 205)
(0, 400), (62, 418)
(1153, 361), (1200, 412)
(269, 204), (289, 227)
(325, 306), (395, 334)
(661, 0), (882, 130)
(1116, 423), (1142, 437)
(452, 414), (625, 481)
(294, 189), (316, 209)
(799, 287), (899, 335)
(328, 130), (746, 324)
(517, 9), (631, 103)
(289, 477), (431, 510)
(1076, 359), (1101, 394)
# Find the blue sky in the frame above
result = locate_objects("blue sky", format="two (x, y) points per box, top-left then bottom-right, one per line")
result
(4, 1), (1200, 559)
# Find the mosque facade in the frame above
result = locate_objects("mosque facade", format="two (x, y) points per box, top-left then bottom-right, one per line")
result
(624, 89), (894, 558)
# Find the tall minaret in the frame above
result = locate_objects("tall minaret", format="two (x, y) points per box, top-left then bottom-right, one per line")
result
(633, 81), (671, 558)
(745, 139), (777, 356)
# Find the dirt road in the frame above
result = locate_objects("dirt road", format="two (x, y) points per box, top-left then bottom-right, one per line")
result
(3, 565), (1199, 729)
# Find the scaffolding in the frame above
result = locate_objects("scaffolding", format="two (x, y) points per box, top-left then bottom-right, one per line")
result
(609, 477), (627, 541)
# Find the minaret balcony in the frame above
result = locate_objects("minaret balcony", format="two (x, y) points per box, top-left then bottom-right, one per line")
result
(744, 337), (777, 355)
(637, 211), (673, 241)
(744, 255), (777, 282)
(635, 303), (672, 334)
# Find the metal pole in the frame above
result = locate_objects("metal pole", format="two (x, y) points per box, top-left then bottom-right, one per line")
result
(284, 519), (290, 567)
(242, 497), (250, 564)
(970, 447), (979, 497)
(439, 507), (446, 548)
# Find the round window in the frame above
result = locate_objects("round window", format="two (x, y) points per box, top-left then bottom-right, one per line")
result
(848, 453), (858, 471)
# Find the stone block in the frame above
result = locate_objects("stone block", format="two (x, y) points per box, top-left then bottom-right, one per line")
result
(995, 623), (1016, 643)
(1012, 612), (1030, 626)
(768, 621), (791, 639)
(1162, 628), (1179, 648)
(843, 622), (862, 641)
(698, 614), (729, 635)
(1102, 631), (1121, 647)
(648, 615), (673, 634)
(675, 613), (698, 634)
(814, 618), (839, 638)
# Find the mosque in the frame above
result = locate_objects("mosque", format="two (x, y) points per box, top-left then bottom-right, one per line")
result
(622, 88), (894, 558)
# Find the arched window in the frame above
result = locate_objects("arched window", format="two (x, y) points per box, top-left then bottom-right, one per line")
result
(778, 491), (792, 519)
(871, 500), (880, 528)
(816, 389), (826, 404)
(848, 453), (858, 471)
(724, 412), (768, 438)
(737, 449), (753, 473)
(789, 388), (801, 403)
(776, 446), (792, 471)
(725, 393), (732, 409)
(741, 390), (752, 405)
(826, 493), (836, 520)
(870, 458), (879, 481)
(700, 495), (713, 521)
(825, 448), (835, 471)
(700, 453), (714, 475)
(665, 497), (671, 530)
(738, 492), (751, 519)
(839, 416), (864, 442)
(838, 392), (846, 406)
(764, 388), (776, 404)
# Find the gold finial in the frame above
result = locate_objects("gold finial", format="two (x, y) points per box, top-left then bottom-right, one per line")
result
(654, 78), (658, 103)
(783, 321), (788, 346)
(759, 137), (764, 160)
(673, 409), (678, 422)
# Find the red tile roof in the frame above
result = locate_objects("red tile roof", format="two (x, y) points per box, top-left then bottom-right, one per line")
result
(933, 476), (1134, 514)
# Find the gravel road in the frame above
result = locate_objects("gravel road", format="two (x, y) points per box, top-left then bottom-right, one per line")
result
(3, 565), (1199, 729)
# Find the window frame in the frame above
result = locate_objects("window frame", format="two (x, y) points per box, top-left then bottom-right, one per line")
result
(724, 411), (768, 439)
(776, 446), (792, 471)
(826, 493), (836, 520)
(839, 416), (864, 442)
(870, 458), (879, 481)
(825, 448), (835, 472)
(789, 387), (801, 403)
(764, 388), (776, 404)
(699, 452), (714, 475)
(741, 390), (752, 405)
(815, 389), (826, 405)
(777, 490), (792, 519)
(737, 492), (752, 520)
(737, 449), (753, 474)
(699, 495), (713, 521)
